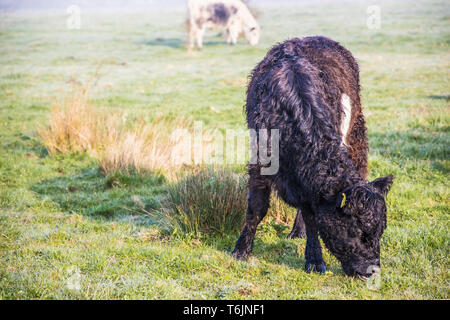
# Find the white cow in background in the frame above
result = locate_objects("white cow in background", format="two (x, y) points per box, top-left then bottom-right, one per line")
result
(187, 0), (260, 50)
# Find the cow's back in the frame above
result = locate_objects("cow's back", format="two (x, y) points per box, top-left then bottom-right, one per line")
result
(246, 36), (368, 205)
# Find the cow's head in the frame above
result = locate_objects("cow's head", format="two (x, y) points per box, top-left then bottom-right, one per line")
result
(316, 175), (394, 279)
(244, 24), (260, 46)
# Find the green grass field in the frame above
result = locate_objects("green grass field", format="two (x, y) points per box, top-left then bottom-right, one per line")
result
(0, 0), (449, 299)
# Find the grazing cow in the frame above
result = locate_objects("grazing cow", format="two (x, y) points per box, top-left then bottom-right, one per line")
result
(187, 0), (260, 50)
(231, 36), (394, 279)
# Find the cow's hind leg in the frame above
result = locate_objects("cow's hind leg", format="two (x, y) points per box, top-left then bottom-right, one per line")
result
(232, 174), (271, 260)
(225, 28), (232, 44)
(301, 204), (326, 273)
(287, 208), (306, 239)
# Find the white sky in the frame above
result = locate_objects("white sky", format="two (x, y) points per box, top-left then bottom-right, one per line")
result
(0, 0), (317, 10)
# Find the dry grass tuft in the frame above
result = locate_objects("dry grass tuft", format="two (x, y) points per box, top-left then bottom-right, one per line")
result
(267, 194), (297, 225)
(37, 89), (109, 155)
(98, 118), (195, 176)
(38, 89), (212, 177)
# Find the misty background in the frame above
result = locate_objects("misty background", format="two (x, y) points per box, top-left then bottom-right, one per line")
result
(0, 0), (314, 10)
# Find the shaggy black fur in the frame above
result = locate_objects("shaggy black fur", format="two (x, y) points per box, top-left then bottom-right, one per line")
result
(231, 36), (394, 278)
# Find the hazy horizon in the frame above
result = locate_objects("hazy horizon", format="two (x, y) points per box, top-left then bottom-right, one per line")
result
(0, 0), (324, 10)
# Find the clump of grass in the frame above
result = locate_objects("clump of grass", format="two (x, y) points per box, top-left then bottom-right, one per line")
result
(37, 89), (111, 155)
(158, 167), (247, 236)
(37, 89), (211, 177)
(267, 194), (297, 225)
(98, 117), (195, 176)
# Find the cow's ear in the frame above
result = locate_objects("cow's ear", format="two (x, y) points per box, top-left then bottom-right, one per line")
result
(370, 175), (394, 195)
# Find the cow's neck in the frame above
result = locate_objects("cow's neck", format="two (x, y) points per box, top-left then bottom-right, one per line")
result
(306, 132), (365, 203)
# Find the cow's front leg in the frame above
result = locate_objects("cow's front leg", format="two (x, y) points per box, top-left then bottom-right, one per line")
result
(187, 21), (196, 50)
(195, 26), (205, 50)
(232, 174), (271, 260)
(227, 23), (239, 45)
(287, 208), (306, 239)
(301, 205), (326, 273)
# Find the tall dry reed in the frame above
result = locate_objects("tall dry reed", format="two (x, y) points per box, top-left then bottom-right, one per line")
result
(38, 90), (210, 177)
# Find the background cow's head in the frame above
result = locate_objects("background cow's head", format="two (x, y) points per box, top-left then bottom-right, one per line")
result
(244, 24), (260, 46)
(316, 175), (394, 279)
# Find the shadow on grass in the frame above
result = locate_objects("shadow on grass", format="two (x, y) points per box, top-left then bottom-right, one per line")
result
(31, 164), (343, 274)
(204, 230), (347, 277)
(428, 95), (449, 101)
(201, 222), (309, 271)
(202, 40), (230, 46)
(252, 237), (306, 269)
(138, 37), (227, 48)
(31, 167), (167, 221)
(141, 38), (184, 48)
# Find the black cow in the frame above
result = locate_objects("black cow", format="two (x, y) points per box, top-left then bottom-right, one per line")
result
(232, 36), (393, 279)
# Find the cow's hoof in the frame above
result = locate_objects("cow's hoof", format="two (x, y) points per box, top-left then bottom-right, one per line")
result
(231, 249), (249, 261)
(305, 263), (326, 274)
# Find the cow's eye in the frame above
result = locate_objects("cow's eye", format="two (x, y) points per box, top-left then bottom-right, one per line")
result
(250, 27), (256, 32)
